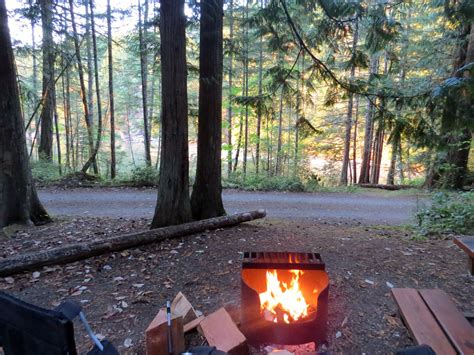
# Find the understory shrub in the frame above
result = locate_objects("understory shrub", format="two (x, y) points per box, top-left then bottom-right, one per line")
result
(415, 191), (474, 237)
(129, 166), (159, 186)
(224, 174), (305, 192)
(31, 160), (61, 182)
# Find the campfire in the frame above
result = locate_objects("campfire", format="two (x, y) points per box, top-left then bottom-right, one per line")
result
(240, 252), (329, 346)
(259, 269), (314, 323)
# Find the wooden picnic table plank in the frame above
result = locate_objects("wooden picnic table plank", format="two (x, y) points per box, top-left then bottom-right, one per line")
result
(453, 236), (474, 258)
(391, 288), (456, 355)
(419, 289), (474, 355)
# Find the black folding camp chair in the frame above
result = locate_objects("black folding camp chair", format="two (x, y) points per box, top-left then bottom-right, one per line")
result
(0, 291), (118, 355)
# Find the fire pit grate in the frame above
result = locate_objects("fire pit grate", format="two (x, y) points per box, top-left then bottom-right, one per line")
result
(242, 252), (325, 270)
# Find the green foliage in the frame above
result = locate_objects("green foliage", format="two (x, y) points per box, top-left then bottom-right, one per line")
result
(31, 160), (61, 182)
(415, 191), (474, 237)
(129, 166), (159, 187)
(224, 173), (305, 192)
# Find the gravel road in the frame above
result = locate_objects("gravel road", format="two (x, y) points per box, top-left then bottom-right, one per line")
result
(38, 188), (425, 225)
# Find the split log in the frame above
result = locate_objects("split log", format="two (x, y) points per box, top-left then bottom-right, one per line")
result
(357, 183), (414, 191)
(146, 309), (185, 355)
(184, 316), (205, 333)
(198, 308), (248, 354)
(0, 209), (266, 276)
(171, 292), (198, 324)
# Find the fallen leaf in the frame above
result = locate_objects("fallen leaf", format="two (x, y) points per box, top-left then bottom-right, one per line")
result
(123, 338), (133, 348)
(5, 277), (14, 284)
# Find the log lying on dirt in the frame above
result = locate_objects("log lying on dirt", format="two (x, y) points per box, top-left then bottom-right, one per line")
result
(0, 209), (266, 277)
(357, 183), (414, 191)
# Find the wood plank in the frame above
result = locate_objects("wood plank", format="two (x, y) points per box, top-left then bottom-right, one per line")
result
(391, 288), (456, 355)
(419, 289), (474, 355)
(198, 307), (248, 354)
(454, 236), (474, 257)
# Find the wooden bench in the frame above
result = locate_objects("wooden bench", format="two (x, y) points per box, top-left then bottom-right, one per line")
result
(453, 236), (474, 276)
(391, 288), (474, 355)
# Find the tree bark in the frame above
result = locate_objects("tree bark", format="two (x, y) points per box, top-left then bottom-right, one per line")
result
(242, 0), (249, 178)
(255, 0), (264, 175)
(275, 87), (284, 175)
(227, 0), (234, 178)
(358, 56), (378, 183)
(0, 210), (266, 277)
(152, 0), (193, 228)
(352, 95), (359, 184)
(233, 69), (246, 172)
(38, 0), (55, 161)
(53, 95), (61, 174)
(68, 0), (96, 174)
(0, 0), (50, 228)
(339, 18), (359, 186)
(107, 0), (116, 179)
(191, 0), (226, 220)
(139, 0), (152, 166)
(81, 0), (103, 173)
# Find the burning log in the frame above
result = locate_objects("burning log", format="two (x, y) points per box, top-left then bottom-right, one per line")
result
(0, 210), (266, 276)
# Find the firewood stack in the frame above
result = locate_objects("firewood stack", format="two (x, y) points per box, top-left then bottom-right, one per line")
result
(145, 292), (248, 355)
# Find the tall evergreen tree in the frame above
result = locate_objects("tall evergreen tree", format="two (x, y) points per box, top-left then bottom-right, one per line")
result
(191, 0), (226, 220)
(151, 0), (192, 228)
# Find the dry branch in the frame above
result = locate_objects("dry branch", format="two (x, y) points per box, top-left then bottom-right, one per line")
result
(0, 210), (266, 276)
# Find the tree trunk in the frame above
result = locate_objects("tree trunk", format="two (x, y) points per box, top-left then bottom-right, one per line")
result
(242, 0), (249, 178)
(233, 69), (246, 172)
(352, 95), (359, 184)
(0, 0), (50, 228)
(275, 87), (284, 175)
(61, 57), (71, 170)
(339, 18), (359, 186)
(191, 0), (226, 220)
(53, 95), (62, 174)
(81, 0), (103, 174)
(38, 0), (55, 161)
(68, 0), (96, 174)
(255, 0), (264, 176)
(387, 132), (399, 185)
(125, 100), (136, 167)
(370, 123), (384, 184)
(84, 1), (97, 174)
(107, 0), (116, 179)
(358, 56), (378, 183)
(226, 0), (234, 178)
(370, 55), (388, 185)
(152, 0), (192, 228)
(0, 210), (266, 277)
(139, 0), (152, 166)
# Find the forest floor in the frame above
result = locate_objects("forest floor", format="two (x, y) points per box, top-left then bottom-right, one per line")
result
(1, 210), (472, 354)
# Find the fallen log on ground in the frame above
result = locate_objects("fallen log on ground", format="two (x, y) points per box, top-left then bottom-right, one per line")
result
(357, 183), (414, 191)
(0, 209), (266, 277)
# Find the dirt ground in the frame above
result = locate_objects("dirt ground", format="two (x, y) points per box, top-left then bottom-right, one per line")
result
(1, 216), (472, 354)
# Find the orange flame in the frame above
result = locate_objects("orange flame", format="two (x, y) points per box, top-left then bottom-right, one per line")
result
(259, 269), (310, 323)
